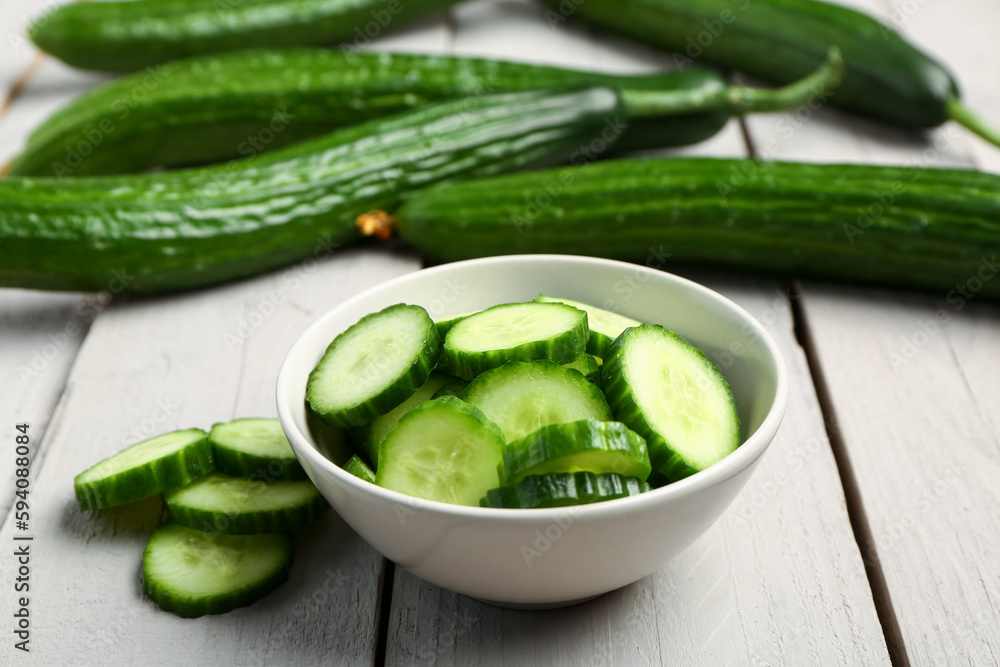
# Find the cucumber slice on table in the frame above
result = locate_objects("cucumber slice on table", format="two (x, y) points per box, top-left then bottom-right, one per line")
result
(536, 295), (642, 357)
(482, 471), (650, 509)
(343, 455), (376, 484)
(307, 304), (441, 427)
(164, 473), (327, 534)
(74, 428), (214, 510)
(375, 396), (504, 506)
(442, 302), (588, 380)
(210, 418), (304, 481)
(502, 420), (651, 486)
(462, 360), (612, 442)
(142, 522), (292, 618)
(602, 325), (741, 481)
(347, 372), (450, 467)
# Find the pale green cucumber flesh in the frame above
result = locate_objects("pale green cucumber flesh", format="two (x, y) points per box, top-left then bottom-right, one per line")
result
(562, 353), (601, 382)
(461, 360), (612, 442)
(343, 455), (376, 484)
(74, 428), (213, 510)
(483, 471), (650, 509)
(443, 302), (588, 380)
(375, 396), (504, 507)
(307, 304), (440, 427)
(142, 522), (292, 618)
(536, 295), (642, 357)
(348, 372), (450, 467)
(502, 420), (651, 486)
(164, 473), (327, 534)
(209, 418), (304, 481)
(603, 325), (741, 480)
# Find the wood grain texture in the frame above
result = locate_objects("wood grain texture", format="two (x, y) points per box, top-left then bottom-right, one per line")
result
(0, 248), (421, 665)
(385, 4), (889, 665)
(737, 1), (1000, 664)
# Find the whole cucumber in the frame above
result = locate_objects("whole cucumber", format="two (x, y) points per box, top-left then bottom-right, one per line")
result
(29, 0), (460, 72)
(543, 0), (1000, 146)
(9, 49), (841, 177)
(0, 87), (626, 293)
(393, 158), (1000, 299)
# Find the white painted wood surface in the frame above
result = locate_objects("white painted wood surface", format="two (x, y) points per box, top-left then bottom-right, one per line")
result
(1, 0), (998, 664)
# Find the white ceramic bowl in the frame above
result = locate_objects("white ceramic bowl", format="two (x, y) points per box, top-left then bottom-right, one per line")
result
(277, 255), (787, 607)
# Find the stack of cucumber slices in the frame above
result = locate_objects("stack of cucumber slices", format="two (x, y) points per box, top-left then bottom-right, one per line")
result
(73, 418), (327, 618)
(307, 295), (742, 510)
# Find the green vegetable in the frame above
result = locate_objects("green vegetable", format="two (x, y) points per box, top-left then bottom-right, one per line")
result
(9, 48), (842, 177)
(209, 418), (304, 481)
(164, 473), (327, 534)
(544, 0), (1000, 147)
(307, 305), (441, 428)
(74, 428), (213, 510)
(482, 472), (650, 509)
(0, 87), (627, 293)
(536, 295), (641, 357)
(375, 396), (505, 507)
(343, 455), (376, 484)
(393, 157), (1000, 299)
(603, 325), (741, 481)
(142, 522), (292, 618)
(442, 302), (589, 380)
(29, 0), (461, 72)
(461, 360), (613, 443)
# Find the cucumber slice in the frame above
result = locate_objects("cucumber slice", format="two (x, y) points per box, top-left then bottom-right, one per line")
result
(74, 428), (214, 510)
(210, 418), (305, 481)
(142, 522), (292, 618)
(602, 325), (741, 481)
(432, 375), (468, 399)
(536, 295), (642, 357)
(164, 473), (327, 534)
(461, 360), (612, 442)
(502, 420), (651, 486)
(482, 472), (650, 509)
(307, 304), (441, 427)
(442, 302), (588, 380)
(562, 353), (601, 383)
(375, 396), (504, 507)
(305, 402), (353, 466)
(347, 372), (450, 467)
(343, 455), (376, 484)
(434, 310), (476, 337)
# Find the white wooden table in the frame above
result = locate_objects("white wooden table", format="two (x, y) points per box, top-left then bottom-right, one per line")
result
(1, 1), (998, 664)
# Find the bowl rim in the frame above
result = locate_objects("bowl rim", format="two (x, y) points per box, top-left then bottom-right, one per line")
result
(277, 254), (789, 521)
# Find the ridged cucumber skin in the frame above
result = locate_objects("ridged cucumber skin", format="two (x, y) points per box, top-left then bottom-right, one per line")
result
(343, 455), (376, 484)
(30, 0), (460, 72)
(209, 418), (305, 482)
(163, 474), (328, 535)
(482, 472), (650, 509)
(74, 429), (214, 511)
(397, 157), (1000, 299)
(461, 361), (613, 443)
(142, 522), (292, 618)
(442, 303), (589, 381)
(0, 86), (626, 293)
(562, 354), (601, 384)
(10, 49), (727, 177)
(546, 0), (956, 128)
(375, 396), (506, 507)
(307, 305), (441, 429)
(502, 420), (651, 487)
(536, 295), (642, 357)
(601, 326), (740, 482)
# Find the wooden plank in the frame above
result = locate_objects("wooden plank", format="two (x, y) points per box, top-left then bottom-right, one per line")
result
(738, 1), (1000, 663)
(0, 248), (421, 664)
(387, 5), (888, 665)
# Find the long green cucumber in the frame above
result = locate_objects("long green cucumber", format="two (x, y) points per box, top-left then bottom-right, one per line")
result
(0, 87), (627, 293)
(545, 0), (1000, 147)
(10, 48), (842, 177)
(29, 0), (460, 72)
(393, 157), (1000, 299)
